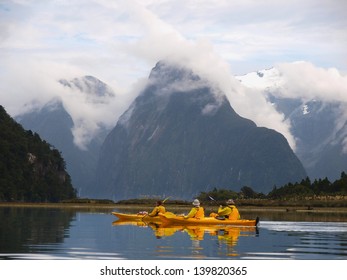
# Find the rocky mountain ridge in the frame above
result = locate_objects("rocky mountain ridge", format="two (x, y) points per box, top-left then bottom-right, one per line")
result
(237, 66), (347, 181)
(94, 62), (306, 200)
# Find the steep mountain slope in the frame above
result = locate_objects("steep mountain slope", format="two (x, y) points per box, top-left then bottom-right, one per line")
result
(237, 67), (347, 181)
(94, 62), (306, 200)
(0, 105), (76, 202)
(274, 99), (345, 180)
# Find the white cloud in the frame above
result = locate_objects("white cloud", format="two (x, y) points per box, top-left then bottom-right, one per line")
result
(277, 62), (347, 152)
(0, 55), (135, 150)
(276, 62), (347, 103)
(143, 0), (347, 73)
(238, 61), (347, 151)
(121, 3), (297, 149)
(1, 0), (346, 151)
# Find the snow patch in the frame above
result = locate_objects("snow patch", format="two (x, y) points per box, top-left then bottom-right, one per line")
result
(302, 104), (309, 115)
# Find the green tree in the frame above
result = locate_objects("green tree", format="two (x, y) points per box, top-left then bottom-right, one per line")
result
(0, 105), (76, 202)
(240, 186), (257, 198)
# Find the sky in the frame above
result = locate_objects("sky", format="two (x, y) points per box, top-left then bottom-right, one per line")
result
(1, 0), (347, 149)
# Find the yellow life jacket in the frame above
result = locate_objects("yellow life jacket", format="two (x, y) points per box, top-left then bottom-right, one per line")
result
(217, 205), (240, 220)
(148, 205), (166, 217)
(185, 206), (205, 219)
(227, 205), (240, 220)
(194, 206), (205, 219)
(157, 205), (166, 214)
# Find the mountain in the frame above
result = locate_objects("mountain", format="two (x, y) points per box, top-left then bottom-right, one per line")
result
(59, 75), (115, 101)
(236, 67), (347, 181)
(94, 61), (306, 200)
(0, 105), (76, 202)
(16, 76), (113, 196)
(272, 99), (345, 180)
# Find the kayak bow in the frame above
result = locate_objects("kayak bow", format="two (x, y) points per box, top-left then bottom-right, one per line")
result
(112, 211), (176, 223)
(112, 212), (161, 223)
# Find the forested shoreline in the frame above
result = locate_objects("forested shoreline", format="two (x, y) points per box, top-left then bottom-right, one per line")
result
(2, 103), (347, 205)
(0, 105), (76, 202)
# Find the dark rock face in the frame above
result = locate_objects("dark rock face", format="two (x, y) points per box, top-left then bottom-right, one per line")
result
(95, 62), (307, 200)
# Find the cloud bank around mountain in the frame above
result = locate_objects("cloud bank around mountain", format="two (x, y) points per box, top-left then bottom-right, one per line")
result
(276, 62), (347, 151)
(1, 1), (346, 150)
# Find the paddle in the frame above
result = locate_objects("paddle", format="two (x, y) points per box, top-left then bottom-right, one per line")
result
(208, 196), (225, 220)
(162, 196), (171, 204)
(208, 196), (218, 205)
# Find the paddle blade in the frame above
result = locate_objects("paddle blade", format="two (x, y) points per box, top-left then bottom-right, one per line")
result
(162, 196), (171, 203)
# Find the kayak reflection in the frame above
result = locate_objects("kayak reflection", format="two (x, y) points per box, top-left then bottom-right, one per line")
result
(183, 226), (257, 257)
(147, 223), (181, 238)
(112, 220), (148, 227)
(112, 219), (258, 242)
(112, 210), (259, 258)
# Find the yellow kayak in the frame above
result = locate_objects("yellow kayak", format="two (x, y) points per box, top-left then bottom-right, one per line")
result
(111, 212), (161, 223)
(159, 213), (259, 227)
(112, 211), (175, 223)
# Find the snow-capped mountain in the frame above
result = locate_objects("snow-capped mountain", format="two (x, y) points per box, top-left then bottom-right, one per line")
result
(237, 65), (347, 181)
(236, 67), (284, 91)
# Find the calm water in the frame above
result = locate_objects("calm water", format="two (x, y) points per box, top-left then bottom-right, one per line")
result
(1, 206), (347, 260)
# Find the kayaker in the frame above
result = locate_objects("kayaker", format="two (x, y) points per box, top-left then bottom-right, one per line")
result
(184, 199), (204, 219)
(148, 200), (166, 217)
(217, 199), (240, 220)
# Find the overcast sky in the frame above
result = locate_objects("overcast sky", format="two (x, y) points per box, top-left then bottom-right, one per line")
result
(1, 0), (347, 149)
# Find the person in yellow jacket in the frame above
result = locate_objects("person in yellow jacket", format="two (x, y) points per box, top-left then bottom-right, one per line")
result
(148, 200), (166, 217)
(214, 199), (240, 220)
(184, 199), (204, 219)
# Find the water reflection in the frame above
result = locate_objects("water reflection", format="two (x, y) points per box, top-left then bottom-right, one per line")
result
(0, 207), (75, 257)
(112, 219), (257, 239)
(110, 211), (347, 259)
(1, 206), (347, 260)
(112, 219), (258, 258)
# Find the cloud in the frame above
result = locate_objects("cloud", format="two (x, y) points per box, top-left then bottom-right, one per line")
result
(274, 62), (347, 126)
(122, 3), (296, 149)
(0, 56), (81, 114)
(142, 0), (347, 73)
(276, 62), (347, 151)
(238, 61), (347, 151)
(0, 55), (135, 150)
(1, 0), (346, 152)
(276, 62), (347, 103)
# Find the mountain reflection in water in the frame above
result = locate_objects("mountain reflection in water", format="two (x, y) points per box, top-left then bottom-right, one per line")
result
(0, 207), (75, 255)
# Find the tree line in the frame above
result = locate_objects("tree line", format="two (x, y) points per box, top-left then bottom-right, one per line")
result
(198, 172), (347, 203)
